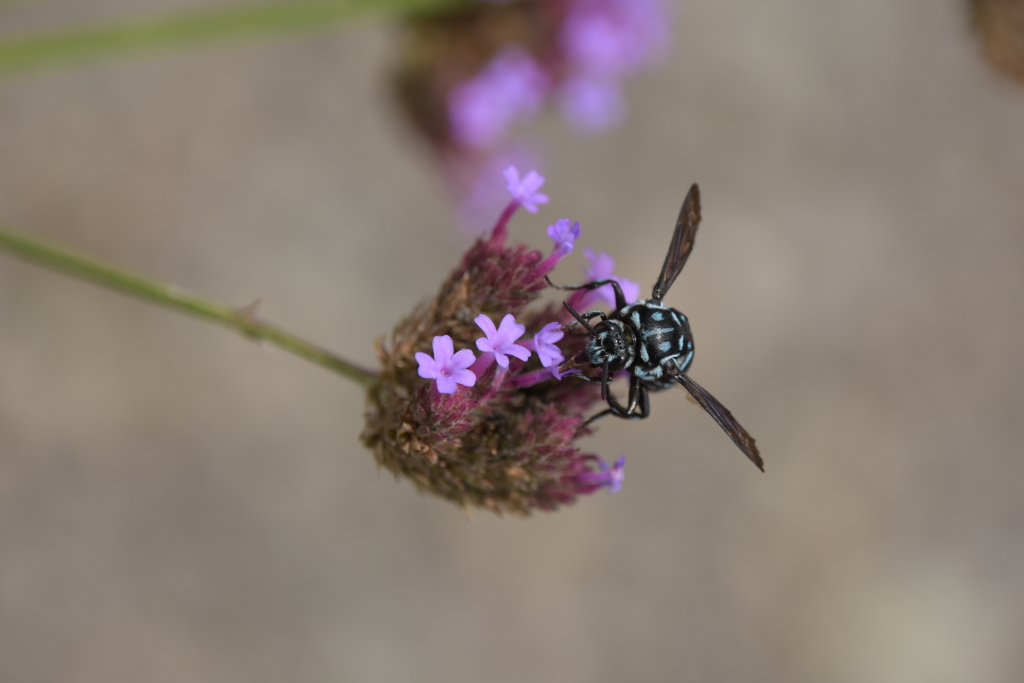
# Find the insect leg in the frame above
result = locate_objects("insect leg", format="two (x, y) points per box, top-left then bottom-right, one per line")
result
(600, 359), (611, 401)
(617, 375), (650, 421)
(585, 373), (647, 425)
(624, 373), (642, 415)
(546, 277), (628, 310)
(584, 408), (614, 425)
(636, 383), (651, 419)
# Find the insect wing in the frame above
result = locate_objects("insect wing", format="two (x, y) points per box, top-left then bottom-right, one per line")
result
(673, 371), (763, 471)
(651, 183), (701, 302)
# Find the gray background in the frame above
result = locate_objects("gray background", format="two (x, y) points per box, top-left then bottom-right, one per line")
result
(2, 1), (1024, 681)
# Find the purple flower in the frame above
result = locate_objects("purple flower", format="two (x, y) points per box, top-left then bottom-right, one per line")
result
(533, 322), (565, 368)
(449, 47), (550, 149)
(504, 166), (549, 213)
(582, 247), (641, 307)
(415, 335), (477, 394)
(475, 313), (532, 368)
(576, 455), (626, 493)
(559, 74), (627, 133)
(561, 0), (670, 78)
(454, 145), (544, 236)
(547, 218), (581, 256)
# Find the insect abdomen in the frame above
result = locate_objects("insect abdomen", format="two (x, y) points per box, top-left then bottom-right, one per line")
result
(624, 301), (693, 378)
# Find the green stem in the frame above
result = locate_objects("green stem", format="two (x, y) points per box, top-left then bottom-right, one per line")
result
(0, 223), (378, 387)
(0, 0), (471, 74)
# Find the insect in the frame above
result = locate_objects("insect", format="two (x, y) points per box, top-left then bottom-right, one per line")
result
(552, 184), (763, 471)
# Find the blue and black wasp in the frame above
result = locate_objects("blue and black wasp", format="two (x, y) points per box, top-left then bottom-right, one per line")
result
(551, 184), (763, 471)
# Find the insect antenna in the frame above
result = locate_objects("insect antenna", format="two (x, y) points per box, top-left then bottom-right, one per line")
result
(562, 301), (598, 335)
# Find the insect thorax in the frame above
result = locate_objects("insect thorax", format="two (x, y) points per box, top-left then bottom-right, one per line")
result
(619, 300), (694, 383)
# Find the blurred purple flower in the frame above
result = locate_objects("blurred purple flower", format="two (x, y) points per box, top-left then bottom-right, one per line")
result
(449, 47), (550, 149)
(575, 455), (626, 493)
(475, 313), (532, 368)
(561, 0), (670, 78)
(416, 335), (477, 394)
(582, 247), (641, 308)
(534, 322), (566, 368)
(504, 166), (550, 213)
(559, 74), (627, 133)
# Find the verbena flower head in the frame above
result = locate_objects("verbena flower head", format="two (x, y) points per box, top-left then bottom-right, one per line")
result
(581, 247), (641, 308)
(362, 169), (626, 514)
(415, 335), (477, 394)
(475, 313), (532, 368)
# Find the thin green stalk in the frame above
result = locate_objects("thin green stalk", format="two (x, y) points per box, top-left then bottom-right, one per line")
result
(0, 223), (378, 387)
(0, 0), (471, 74)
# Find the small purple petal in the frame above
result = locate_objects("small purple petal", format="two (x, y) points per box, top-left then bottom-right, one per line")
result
(503, 166), (550, 213)
(415, 352), (440, 379)
(534, 322), (565, 368)
(433, 334), (455, 363)
(503, 343), (532, 363)
(448, 366), (478, 389)
(474, 313), (498, 340)
(450, 348), (478, 371)
(496, 313), (526, 338)
(434, 374), (458, 394)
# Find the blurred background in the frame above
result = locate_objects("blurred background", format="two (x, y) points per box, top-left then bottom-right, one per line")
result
(2, 1), (1024, 681)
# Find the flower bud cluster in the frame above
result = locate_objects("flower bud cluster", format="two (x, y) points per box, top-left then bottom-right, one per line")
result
(362, 168), (628, 514)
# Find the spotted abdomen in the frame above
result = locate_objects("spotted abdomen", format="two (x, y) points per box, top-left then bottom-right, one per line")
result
(621, 301), (694, 383)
